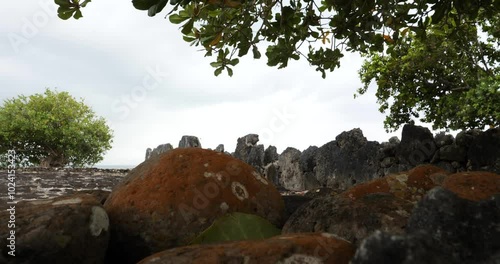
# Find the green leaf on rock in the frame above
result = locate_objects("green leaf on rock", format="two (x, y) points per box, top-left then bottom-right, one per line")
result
(190, 212), (281, 245)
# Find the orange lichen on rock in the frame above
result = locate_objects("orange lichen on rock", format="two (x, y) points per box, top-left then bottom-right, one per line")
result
(138, 232), (355, 264)
(340, 164), (449, 203)
(442, 171), (500, 201)
(104, 148), (285, 264)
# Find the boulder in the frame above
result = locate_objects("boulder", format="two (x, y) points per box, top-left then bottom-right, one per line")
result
(467, 128), (500, 173)
(263, 163), (280, 187)
(282, 195), (313, 221)
(340, 164), (449, 203)
(104, 148), (285, 264)
(178, 135), (201, 148)
(214, 144), (224, 153)
(441, 171), (500, 201)
(456, 129), (482, 148)
(282, 192), (414, 245)
(138, 233), (355, 264)
(434, 132), (454, 148)
(395, 124), (437, 166)
(278, 147), (304, 191)
(314, 129), (381, 189)
(407, 187), (500, 263)
(351, 230), (450, 264)
(0, 194), (109, 264)
(438, 144), (466, 162)
(263, 145), (279, 165)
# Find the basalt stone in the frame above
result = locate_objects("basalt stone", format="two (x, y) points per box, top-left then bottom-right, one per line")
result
(351, 230), (451, 264)
(439, 144), (466, 162)
(456, 129), (482, 148)
(0, 194), (109, 264)
(233, 134), (265, 171)
(314, 129), (381, 189)
(278, 147), (303, 191)
(263, 163), (280, 187)
(467, 128), (500, 173)
(434, 132), (455, 148)
(283, 192), (414, 245)
(178, 135), (201, 148)
(300, 146), (318, 173)
(282, 195), (313, 221)
(395, 124), (437, 166)
(138, 233), (356, 264)
(104, 148), (285, 264)
(264, 145), (279, 165)
(146, 143), (174, 160)
(407, 187), (500, 263)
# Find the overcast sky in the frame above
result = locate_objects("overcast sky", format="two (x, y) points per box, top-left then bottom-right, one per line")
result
(1, 0), (444, 167)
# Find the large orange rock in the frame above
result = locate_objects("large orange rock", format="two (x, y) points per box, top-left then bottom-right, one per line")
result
(340, 164), (449, 203)
(442, 171), (500, 201)
(104, 148), (285, 264)
(138, 233), (355, 264)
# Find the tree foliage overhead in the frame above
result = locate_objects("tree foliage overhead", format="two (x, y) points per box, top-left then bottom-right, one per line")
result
(0, 89), (113, 167)
(54, 0), (499, 131)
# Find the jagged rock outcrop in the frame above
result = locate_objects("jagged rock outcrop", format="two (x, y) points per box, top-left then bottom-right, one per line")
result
(145, 143), (173, 160)
(314, 129), (381, 189)
(178, 135), (201, 148)
(233, 134), (265, 172)
(396, 124), (437, 166)
(278, 147), (303, 191)
(214, 144), (224, 152)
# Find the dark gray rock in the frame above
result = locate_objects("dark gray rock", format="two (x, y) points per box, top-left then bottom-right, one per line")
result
(299, 146), (318, 173)
(434, 132), (454, 148)
(407, 187), (500, 263)
(233, 134), (265, 171)
(283, 193), (414, 245)
(396, 124), (437, 166)
(282, 195), (313, 223)
(433, 161), (454, 173)
(278, 147), (303, 191)
(314, 129), (381, 189)
(467, 128), (500, 173)
(178, 135), (201, 148)
(380, 157), (397, 168)
(215, 144), (224, 152)
(145, 143), (173, 160)
(456, 129), (482, 148)
(303, 172), (321, 190)
(264, 163), (279, 187)
(439, 144), (466, 162)
(264, 145), (279, 165)
(352, 230), (451, 264)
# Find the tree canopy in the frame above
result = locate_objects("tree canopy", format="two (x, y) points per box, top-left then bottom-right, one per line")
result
(54, 0), (499, 131)
(0, 89), (113, 167)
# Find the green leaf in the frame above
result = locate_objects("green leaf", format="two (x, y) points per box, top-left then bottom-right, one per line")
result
(228, 58), (239, 66)
(169, 14), (189, 24)
(252, 46), (261, 59)
(226, 66), (233, 77)
(132, 0), (159, 11)
(214, 67), (223, 76)
(181, 19), (194, 35)
(54, 0), (72, 7)
(73, 9), (83, 19)
(57, 7), (76, 20)
(190, 212), (281, 245)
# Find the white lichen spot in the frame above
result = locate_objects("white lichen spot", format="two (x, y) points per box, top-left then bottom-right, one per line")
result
(89, 206), (109, 236)
(220, 202), (229, 212)
(204, 172), (215, 178)
(204, 163), (209, 167)
(252, 171), (268, 185)
(277, 254), (323, 264)
(52, 198), (82, 206)
(231, 181), (249, 201)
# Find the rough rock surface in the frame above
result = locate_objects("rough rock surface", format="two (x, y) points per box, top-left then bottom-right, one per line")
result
(0, 193), (109, 264)
(278, 147), (303, 191)
(233, 134), (265, 171)
(407, 187), (500, 263)
(340, 165), (449, 203)
(314, 129), (381, 189)
(282, 195), (313, 221)
(396, 124), (437, 166)
(215, 144), (224, 153)
(467, 128), (500, 173)
(351, 230), (449, 264)
(264, 145), (279, 165)
(138, 233), (356, 264)
(104, 148), (285, 264)
(442, 171), (500, 201)
(146, 143), (174, 160)
(434, 132), (454, 148)
(178, 135), (202, 148)
(282, 192), (414, 245)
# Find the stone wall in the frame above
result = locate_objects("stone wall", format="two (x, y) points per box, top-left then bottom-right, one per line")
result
(147, 125), (500, 191)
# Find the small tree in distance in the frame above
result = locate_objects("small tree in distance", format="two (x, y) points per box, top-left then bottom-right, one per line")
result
(0, 88), (113, 168)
